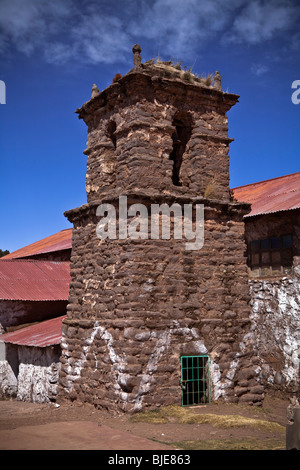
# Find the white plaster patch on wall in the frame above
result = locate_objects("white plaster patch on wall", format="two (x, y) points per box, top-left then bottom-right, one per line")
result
(143, 278), (154, 292)
(82, 278), (100, 307)
(62, 321), (132, 404)
(60, 336), (84, 393)
(17, 363), (49, 402)
(0, 360), (17, 397)
(173, 323), (208, 354)
(16, 346), (61, 403)
(210, 358), (239, 400)
(249, 275), (300, 389)
(0, 342), (61, 403)
(133, 328), (173, 411)
(88, 322), (131, 403)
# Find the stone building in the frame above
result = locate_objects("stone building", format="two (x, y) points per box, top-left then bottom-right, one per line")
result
(57, 46), (264, 412)
(1, 228), (72, 263)
(0, 230), (71, 402)
(0, 229), (72, 333)
(233, 172), (300, 397)
(0, 315), (65, 402)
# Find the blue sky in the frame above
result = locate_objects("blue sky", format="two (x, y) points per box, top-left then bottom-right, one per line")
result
(0, 0), (299, 253)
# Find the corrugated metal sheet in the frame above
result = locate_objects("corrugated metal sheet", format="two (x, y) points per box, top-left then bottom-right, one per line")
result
(0, 315), (66, 347)
(233, 171), (300, 217)
(0, 260), (71, 301)
(2, 228), (72, 260)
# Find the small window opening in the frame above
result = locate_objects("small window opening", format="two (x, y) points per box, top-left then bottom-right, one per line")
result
(181, 355), (210, 406)
(248, 234), (293, 277)
(169, 113), (192, 186)
(106, 120), (117, 148)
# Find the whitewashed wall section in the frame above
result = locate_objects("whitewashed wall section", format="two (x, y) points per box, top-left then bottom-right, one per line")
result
(248, 268), (300, 392)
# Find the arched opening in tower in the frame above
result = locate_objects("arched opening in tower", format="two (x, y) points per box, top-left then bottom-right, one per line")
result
(169, 112), (192, 186)
(106, 120), (117, 148)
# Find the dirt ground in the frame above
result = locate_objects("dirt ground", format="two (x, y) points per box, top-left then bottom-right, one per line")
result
(0, 394), (291, 451)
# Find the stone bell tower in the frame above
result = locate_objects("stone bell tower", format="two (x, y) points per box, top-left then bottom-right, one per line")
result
(58, 45), (264, 411)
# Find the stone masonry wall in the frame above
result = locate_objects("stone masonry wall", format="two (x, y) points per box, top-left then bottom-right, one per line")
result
(81, 67), (236, 204)
(244, 210), (300, 395)
(0, 343), (61, 403)
(59, 54), (263, 411)
(249, 270), (300, 394)
(17, 345), (61, 403)
(58, 200), (263, 412)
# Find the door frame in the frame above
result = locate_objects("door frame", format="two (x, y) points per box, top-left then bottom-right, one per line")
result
(180, 355), (211, 406)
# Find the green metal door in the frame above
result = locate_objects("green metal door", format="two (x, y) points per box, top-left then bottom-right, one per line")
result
(181, 355), (211, 406)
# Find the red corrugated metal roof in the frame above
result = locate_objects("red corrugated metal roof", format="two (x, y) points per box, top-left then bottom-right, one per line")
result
(0, 315), (66, 347)
(2, 228), (72, 260)
(0, 260), (71, 301)
(233, 171), (300, 217)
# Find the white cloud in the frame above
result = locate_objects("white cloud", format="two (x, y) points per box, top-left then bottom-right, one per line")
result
(0, 0), (73, 56)
(224, 0), (299, 45)
(291, 32), (300, 51)
(250, 63), (269, 76)
(130, 0), (233, 58)
(44, 42), (77, 65)
(71, 13), (131, 64)
(0, 0), (299, 65)
(0, 0), (132, 64)
(130, 0), (300, 63)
